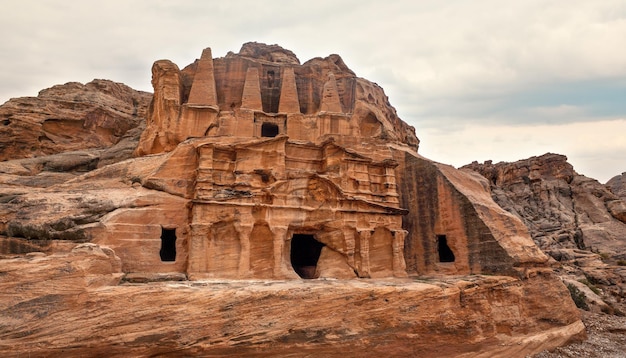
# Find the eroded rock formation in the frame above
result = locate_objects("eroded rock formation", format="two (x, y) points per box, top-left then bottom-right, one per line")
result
(463, 153), (626, 315)
(0, 43), (584, 356)
(462, 154), (626, 260)
(607, 172), (626, 200)
(0, 255), (583, 357)
(0, 79), (151, 163)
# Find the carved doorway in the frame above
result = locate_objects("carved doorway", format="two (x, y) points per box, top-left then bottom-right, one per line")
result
(290, 234), (324, 279)
(160, 227), (177, 262)
(437, 235), (455, 262)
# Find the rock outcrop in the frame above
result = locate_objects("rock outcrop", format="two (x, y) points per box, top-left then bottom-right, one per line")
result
(0, 258), (583, 357)
(607, 172), (626, 200)
(0, 43), (584, 355)
(463, 153), (626, 314)
(0, 79), (151, 164)
(462, 154), (626, 259)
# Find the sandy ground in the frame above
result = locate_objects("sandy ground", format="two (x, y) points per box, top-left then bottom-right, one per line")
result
(532, 310), (626, 358)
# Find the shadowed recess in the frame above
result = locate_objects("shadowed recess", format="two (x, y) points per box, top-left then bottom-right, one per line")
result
(290, 234), (324, 279)
(160, 227), (177, 262)
(437, 234), (455, 263)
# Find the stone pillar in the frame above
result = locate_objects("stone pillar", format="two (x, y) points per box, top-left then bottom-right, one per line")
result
(235, 223), (254, 277)
(392, 230), (408, 277)
(384, 167), (397, 195)
(241, 67), (263, 111)
(343, 228), (356, 269)
(187, 48), (218, 108)
(357, 230), (372, 278)
(278, 67), (300, 114)
(195, 145), (214, 200)
(187, 223), (209, 278)
(271, 226), (291, 278)
(320, 73), (343, 113)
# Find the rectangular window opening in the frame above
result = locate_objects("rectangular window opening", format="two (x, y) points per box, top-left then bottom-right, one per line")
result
(160, 227), (177, 262)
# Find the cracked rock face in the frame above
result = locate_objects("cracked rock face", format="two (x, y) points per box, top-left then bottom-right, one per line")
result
(463, 153), (626, 315)
(463, 153), (626, 259)
(0, 79), (152, 162)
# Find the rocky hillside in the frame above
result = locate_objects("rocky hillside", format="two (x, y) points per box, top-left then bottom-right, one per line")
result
(0, 79), (151, 167)
(0, 80), (151, 251)
(463, 154), (626, 315)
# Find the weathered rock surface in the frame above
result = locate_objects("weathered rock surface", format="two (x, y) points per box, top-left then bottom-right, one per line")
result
(607, 172), (626, 200)
(0, 150), (192, 273)
(463, 154), (626, 258)
(463, 153), (626, 315)
(533, 310), (626, 358)
(0, 79), (151, 163)
(135, 42), (419, 156)
(0, 249), (583, 357)
(0, 43), (584, 355)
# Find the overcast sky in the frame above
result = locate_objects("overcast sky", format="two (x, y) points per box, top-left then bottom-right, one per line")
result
(1, 0), (625, 182)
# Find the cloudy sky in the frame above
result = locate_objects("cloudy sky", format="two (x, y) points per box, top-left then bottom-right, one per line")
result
(1, 0), (625, 182)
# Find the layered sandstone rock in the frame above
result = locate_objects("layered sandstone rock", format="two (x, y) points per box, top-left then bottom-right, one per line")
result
(0, 79), (151, 164)
(462, 154), (626, 259)
(0, 251), (583, 357)
(463, 154), (626, 314)
(0, 43), (584, 355)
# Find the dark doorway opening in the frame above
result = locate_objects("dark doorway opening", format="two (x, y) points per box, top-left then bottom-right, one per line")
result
(261, 122), (279, 137)
(160, 227), (177, 262)
(290, 234), (324, 279)
(437, 235), (455, 262)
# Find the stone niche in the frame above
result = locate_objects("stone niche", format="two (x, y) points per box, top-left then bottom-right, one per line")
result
(132, 42), (548, 280)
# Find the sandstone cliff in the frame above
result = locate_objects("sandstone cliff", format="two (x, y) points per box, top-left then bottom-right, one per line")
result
(0, 43), (584, 356)
(463, 154), (626, 315)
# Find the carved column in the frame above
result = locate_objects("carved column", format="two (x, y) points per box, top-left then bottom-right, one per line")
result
(235, 223), (254, 278)
(271, 226), (289, 278)
(195, 145), (214, 200)
(392, 230), (408, 277)
(343, 228), (356, 269)
(187, 223), (210, 277)
(357, 230), (372, 278)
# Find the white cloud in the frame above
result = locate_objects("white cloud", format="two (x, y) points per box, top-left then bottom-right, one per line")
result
(523, 105), (588, 122)
(419, 118), (626, 183)
(0, 0), (625, 180)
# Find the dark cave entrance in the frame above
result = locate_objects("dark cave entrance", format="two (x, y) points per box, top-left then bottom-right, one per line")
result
(437, 235), (455, 263)
(290, 234), (324, 279)
(160, 227), (177, 262)
(261, 122), (279, 137)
